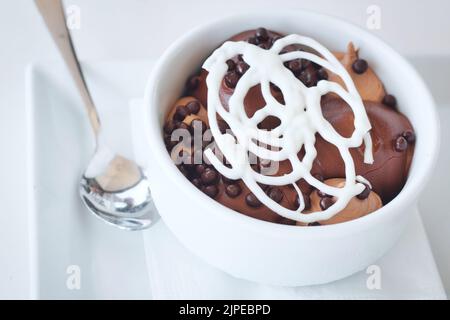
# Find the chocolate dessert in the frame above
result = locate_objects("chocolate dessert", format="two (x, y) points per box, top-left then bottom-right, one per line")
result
(162, 27), (415, 226)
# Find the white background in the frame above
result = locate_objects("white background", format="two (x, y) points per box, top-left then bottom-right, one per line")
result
(1, 0), (449, 298)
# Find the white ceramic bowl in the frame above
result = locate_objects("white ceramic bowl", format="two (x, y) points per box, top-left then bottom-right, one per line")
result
(143, 11), (439, 286)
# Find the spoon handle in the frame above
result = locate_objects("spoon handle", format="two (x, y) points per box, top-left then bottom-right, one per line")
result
(35, 0), (100, 136)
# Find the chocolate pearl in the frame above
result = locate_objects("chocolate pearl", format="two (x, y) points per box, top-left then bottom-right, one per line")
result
(402, 130), (416, 143)
(301, 59), (311, 69)
(236, 61), (249, 75)
(186, 100), (200, 114)
(182, 161), (195, 172)
(163, 120), (178, 134)
(295, 194), (311, 210)
(226, 59), (236, 71)
(195, 164), (206, 175)
(182, 154), (195, 170)
(258, 183), (269, 191)
(173, 105), (188, 121)
(164, 134), (177, 150)
(221, 175), (237, 184)
(382, 94), (397, 108)
(255, 27), (268, 41)
(298, 70), (313, 87)
(245, 192), (262, 208)
(288, 59), (302, 73)
(225, 184), (242, 198)
(178, 165), (189, 177)
(320, 197), (334, 210)
(394, 136), (408, 152)
(267, 188), (283, 203)
(308, 222), (321, 226)
(224, 71), (239, 88)
(248, 36), (258, 45)
(356, 183), (371, 200)
(191, 178), (202, 189)
(352, 59), (368, 74)
(201, 168), (219, 185)
(271, 36), (282, 45)
(217, 119), (229, 134)
(204, 185), (218, 198)
(186, 75), (199, 91)
(317, 68), (328, 80)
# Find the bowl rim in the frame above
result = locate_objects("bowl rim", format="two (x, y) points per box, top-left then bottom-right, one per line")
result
(143, 10), (440, 237)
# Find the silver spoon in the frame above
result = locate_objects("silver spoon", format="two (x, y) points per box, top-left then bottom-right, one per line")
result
(35, 0), (158, 230)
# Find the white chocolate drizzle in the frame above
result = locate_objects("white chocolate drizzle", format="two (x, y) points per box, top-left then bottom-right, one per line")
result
(203, 34), (373, 223)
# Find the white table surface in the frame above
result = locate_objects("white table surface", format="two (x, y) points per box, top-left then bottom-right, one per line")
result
(1, 0), (449, 299)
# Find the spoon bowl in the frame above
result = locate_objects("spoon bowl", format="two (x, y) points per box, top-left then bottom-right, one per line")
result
(80, 165), (156, 230)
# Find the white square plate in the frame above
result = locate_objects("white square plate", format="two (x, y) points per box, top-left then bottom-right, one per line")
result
(26, 60), (153, 299)
(26, 59), (446, 299)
